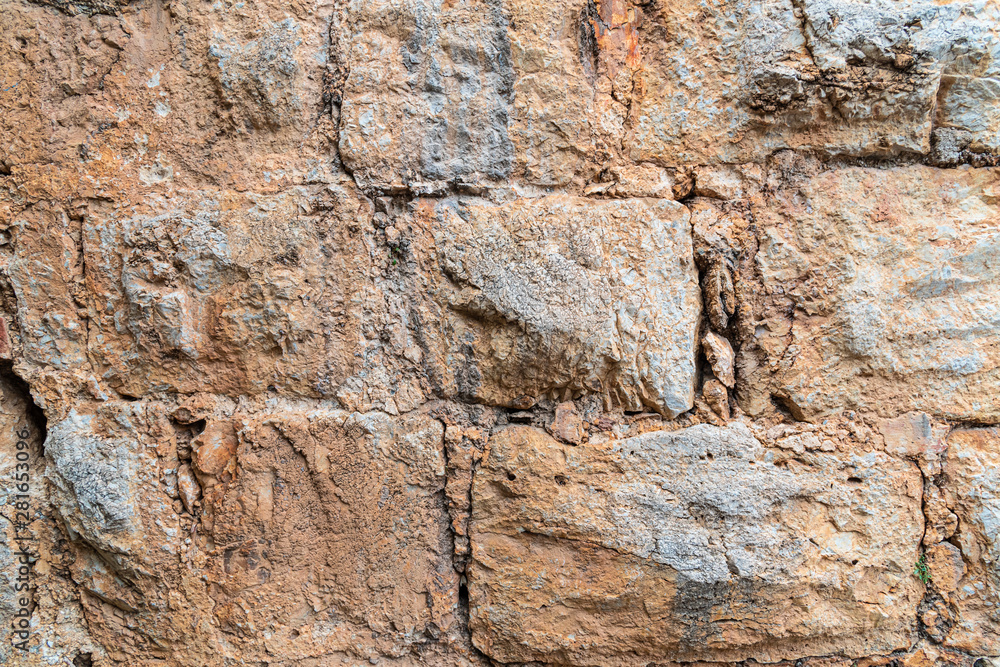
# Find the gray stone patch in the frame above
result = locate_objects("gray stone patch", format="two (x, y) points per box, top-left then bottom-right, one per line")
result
(337, 0), (514, 189)
(209, 19), (302, 129)
(44, 411), (141, 551)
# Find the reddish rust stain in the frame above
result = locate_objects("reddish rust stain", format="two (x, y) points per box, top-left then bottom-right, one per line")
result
(591, 0), (643, 100)
(0, 317), (10, 360)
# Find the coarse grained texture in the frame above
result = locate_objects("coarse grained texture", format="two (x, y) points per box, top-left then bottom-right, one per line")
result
(935, 427), (1000, 653)
(630, 0), (1000, 165)
(405, 195), (701, 417)
(469, 424), (924, 665)
(750, 164), (1000, 422)
(0, 0), (999, 665)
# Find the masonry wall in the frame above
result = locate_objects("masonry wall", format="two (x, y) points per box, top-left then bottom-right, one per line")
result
(1, 0), (999, 665)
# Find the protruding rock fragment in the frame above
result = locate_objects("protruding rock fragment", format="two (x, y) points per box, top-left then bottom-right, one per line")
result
(690, 201), (742, 331)
(547, 402), (585, 445)
(922, 484), (958, 546)
(702, 378), (730, 420)
(176, 464), (200, 514)
(925, 542), (966, 593)
(702, 331), (735, 388)
(0, 317), (10, 360)
(192, 422), (238, 479)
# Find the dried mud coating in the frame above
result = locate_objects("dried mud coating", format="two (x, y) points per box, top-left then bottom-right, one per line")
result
(0, 0), (998, 666)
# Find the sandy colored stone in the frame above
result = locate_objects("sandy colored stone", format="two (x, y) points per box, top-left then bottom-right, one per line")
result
(547, 401), (585, 445)
(936, 427), (1000, 654)
(192, 422), (237, 478)
(702, 331), (735, 388)
(694, 164), (764, 201)
(75, 187), (372, 399)
(469, 424), (924, 664)
(407, 195), (701, 417)
(2, 0), (1000, 663)
(922, 483), (959, 546)
(701, 378), (730, 421)
(629, 0), (1000, 165)
(880, 412), (950, 476)
(605, 164), (676, 199)
(336, 0), (515, 190)
(925, 542), (966, 593)
(15, 397), (467, 665)
(201, 406), (460, 662)
(176, 463), (200, 513)
(753, 165), (1000, 422)
(505, 0), (619, 187)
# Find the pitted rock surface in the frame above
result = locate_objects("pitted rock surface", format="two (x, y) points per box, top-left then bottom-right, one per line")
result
(1, 0), (998, 665)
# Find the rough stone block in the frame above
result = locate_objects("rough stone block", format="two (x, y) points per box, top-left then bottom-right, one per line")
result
(754, 165), (1000, 422)
(468, 424), (924, 664)
(937, 427), (1000, 654)
(337, 0), (515, 190)
(406, 195), (701, 417)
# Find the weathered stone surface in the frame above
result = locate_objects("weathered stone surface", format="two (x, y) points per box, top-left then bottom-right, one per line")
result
(336, 0), (515, 190)
(0, 370), (103, 665)
(933, 427), (1000, 654)
(629, 0), (1000, 165)
(44, 410), (145, 554)
(201, 405), (459, 663)
(3, 0), (1000, 664)
(337, 0), (1000, 187)
(505, 0), (613, 187)
(4, 185), (381, 403)
(925, 542), (966, 593)
(753, 165), (1000, 422)
(469, 424), (924, 664)
(208, 19), (303, 131)
(21, 398), (464, 665)
(406, 195), (701, 417)
(547, 401), (585, 444)
(880, 411), (950, 477)
(702, 330), (735, 388)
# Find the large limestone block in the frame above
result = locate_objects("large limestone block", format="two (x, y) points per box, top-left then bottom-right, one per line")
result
(338, 0), (1000, 187)
(406, 195), (700, 417)
(630, 0), (1000, 163)
(336, 0), (515, 190)
(937, 427), (1000, 654)
(468, 424), (924, 665)
(35, 401), (208, 664)
(6, 204), (91, 374)
(0, 371), (103, 665)
(34, 398), (459, 664)
(208, 18), (303, 131)
(0, 0), (341, 199)
(755, 165), (1000, 422)
(336, 0), (621, 189)
(44, 410), (144, 554)
(505, 0), (633, 186)
(203, 407), (458, 661)
(17, 186), (372, 399)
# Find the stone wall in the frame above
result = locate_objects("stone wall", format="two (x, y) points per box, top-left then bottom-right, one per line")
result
(0, 0), (999, 665)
